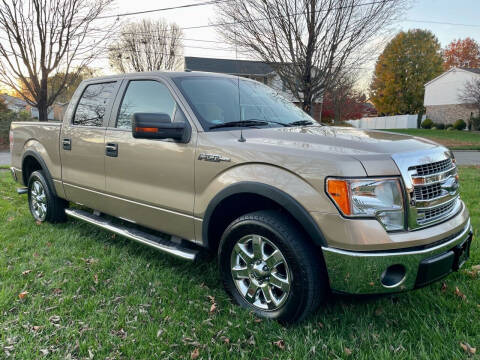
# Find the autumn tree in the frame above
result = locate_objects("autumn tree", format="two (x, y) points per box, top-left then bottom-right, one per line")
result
(459, 77), (480, 113)
(215, 0), (407, 116)
(0, 0), (114, 121)
(16, 68), (99, 104)
(443, 38), (480, 70)
(108, 19), (183, 73)
(370, 29), (443, 115)
(322, 74), (366, 122)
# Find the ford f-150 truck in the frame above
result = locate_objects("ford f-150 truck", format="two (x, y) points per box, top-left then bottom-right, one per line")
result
(9, 72), (473, 323)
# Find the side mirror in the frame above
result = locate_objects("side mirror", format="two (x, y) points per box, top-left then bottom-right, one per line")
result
(132, 113), (188, 141)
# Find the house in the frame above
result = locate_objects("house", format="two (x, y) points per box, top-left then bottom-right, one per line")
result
(184, 56), (323, 120)
(0, 93), (55, 120)
(424, 67), (480, 124)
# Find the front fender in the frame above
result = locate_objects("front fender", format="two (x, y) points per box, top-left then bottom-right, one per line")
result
(195, 163), (339, 247)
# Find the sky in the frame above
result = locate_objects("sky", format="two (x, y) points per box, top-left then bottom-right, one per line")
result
(99, 0), (480, 91)
(2, 0), (480, 93)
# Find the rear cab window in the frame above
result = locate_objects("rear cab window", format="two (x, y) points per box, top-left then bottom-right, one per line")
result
(73, 82), (117, 127)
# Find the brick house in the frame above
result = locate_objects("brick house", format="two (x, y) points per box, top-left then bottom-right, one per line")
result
(184, 57), (323, 121)
(424, 67), (480, 125)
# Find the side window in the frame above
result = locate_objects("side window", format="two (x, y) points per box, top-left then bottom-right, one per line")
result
(117, 80), (181, 130)
(73, 82), (116, 126)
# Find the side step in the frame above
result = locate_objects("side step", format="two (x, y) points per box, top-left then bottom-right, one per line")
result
(17, 187), (28, 195)
(65, 209), (199, 261)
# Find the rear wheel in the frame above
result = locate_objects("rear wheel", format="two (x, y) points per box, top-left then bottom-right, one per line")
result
(28, 170), (67, 223)
(218, 210), (328, 323)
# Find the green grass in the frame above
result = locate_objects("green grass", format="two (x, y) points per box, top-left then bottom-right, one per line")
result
(0, 168), (479, 359)
(385, 129), (480, 150)
(0, 165), (10, 170)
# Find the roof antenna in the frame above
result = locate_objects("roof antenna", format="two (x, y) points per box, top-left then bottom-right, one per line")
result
(234, 24), (245, 143)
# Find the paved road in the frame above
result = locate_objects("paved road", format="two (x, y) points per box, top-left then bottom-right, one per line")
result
(0, 150), (478, 167)
(453, 151), (480, 166)
(0, 151), (9, 166)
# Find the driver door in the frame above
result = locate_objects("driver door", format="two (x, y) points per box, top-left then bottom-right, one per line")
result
(104, 77), (197, 242)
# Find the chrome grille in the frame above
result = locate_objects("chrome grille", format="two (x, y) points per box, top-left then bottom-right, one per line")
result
(414, 183), (442, 201)
(417, 198), (456, 224)
(393, 149), (460, 230)
(409, 158), (453, 176)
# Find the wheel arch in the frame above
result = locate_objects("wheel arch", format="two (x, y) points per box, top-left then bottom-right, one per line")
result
(22, 150), (57, 196)
(203, 182), (327, 251)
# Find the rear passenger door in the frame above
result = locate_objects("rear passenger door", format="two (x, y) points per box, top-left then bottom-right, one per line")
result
(60, 80), (120, 213)
(104, 77), (197, 242)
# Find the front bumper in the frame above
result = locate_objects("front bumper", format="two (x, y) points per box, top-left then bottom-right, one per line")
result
(322, 217), (473, 294)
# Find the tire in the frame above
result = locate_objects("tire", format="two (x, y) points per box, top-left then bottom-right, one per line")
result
(218, 210), (328, 324)
(28, 170), (67, 223)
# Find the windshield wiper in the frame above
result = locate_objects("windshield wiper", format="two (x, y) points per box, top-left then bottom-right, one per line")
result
(288, 120), (316, 126)
(209, 120), (269, 130)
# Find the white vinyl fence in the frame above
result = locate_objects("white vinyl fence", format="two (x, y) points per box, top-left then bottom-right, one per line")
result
(346, 114), (425, 129)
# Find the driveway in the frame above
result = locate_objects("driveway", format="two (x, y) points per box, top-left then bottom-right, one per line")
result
(452, 151), (480, 166)
(0, 151), (10, 166)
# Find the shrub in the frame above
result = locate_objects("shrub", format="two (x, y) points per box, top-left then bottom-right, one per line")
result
(434, 122), (445, 130)
(0, 109), (33, 145)
(421, 118), (434, 129)
(446, 126), (454, 131)
(471, 116), (480, 131)
(453, 119), (467, 131)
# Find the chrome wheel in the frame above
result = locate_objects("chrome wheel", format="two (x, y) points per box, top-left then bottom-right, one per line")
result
(230, 234), (291, 311)
(30, 180), (47, 221)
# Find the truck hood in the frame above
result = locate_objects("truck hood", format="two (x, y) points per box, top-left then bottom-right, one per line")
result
(239, 125), (437, 154)
(233, 126), (443, 176)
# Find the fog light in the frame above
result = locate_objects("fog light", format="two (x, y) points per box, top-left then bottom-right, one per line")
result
(381, 264), (406, 288)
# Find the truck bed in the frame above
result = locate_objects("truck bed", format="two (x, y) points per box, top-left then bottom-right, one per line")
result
(10, 121), (62, 185)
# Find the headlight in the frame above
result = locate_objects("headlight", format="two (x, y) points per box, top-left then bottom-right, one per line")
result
(326, 177), (405, 231)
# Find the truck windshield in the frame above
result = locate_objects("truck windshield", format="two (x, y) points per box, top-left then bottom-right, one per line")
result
(173, 76), (315, 130)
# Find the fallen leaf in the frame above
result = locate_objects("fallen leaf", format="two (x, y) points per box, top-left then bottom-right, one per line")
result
(32, 326), (43, 332)
(273, 340), (285, 350)
(344, 347), (352, 356)
(472, 265), (480, 271)
(36, 220), (42, 225)
(460, 342), (476, 355)
(52, 288), (62, 295)
(191, 348), (200, 359)
(220, 336), (230, 344)
(22, 270), (32, 276)
(455, 287), (467, 301)
(441, 282), (447, 292)
(40, 349), (49, 356)
(209, 302), (217, 314)
(18, 291), (29, 299)
(156, 329), (163, 338)
(374, 307), (383, 316)
(7, 216), (14, 222)
(247, 335), (255, 346)
(49, 315), (61, 324)
(4, 345), (14, 351)
(254, 318), (262, 323)
(318, 321), (324, 328)
(93, 274), (98, 284)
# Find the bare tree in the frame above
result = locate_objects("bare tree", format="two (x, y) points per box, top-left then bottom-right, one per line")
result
(108, 19), (184, 73)
(459, 78), (480, 112)
(216, 0), (407, 115)
(0, 0), (115, 121)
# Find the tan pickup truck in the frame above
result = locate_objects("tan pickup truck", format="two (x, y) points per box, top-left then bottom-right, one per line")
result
(9, 72), (473, 323)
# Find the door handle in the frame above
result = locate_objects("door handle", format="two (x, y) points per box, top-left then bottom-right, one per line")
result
(62, 138), (71, 151)
(105, 143), (118, 157)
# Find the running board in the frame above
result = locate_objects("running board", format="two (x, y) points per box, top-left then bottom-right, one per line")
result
(17, 187), (28, 195)
(65, 209), (199, 261)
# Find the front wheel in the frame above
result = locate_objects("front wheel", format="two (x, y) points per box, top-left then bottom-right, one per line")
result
(28, 170), (67, 223)
(218, 210), (328, 323)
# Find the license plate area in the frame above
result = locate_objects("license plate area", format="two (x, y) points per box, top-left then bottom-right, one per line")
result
(453, 235), (472, 271)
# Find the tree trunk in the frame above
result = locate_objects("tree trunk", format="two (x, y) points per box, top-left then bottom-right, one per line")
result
(38, 76), (48, 121)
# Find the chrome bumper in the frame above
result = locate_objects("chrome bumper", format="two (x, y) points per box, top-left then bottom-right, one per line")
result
(322, 218), (472, 294)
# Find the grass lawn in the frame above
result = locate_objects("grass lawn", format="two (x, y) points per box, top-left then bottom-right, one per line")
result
(0, 168), (479, 359)
(385, 129), (480, 150)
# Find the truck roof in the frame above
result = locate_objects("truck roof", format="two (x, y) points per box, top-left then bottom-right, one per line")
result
(83, 71), (237, 83)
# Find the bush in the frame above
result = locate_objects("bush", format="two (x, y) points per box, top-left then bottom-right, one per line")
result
(446, 126), (454, 131)
(453, 119), (467, 131)
(0, 109), (32, 145)
(471, 116), (480, 131)
(421, 118), (434, 129)
(434, 122), (445, 130)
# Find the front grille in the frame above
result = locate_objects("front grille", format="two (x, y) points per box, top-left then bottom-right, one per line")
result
(418, 199), (457, 224)
(414, 183), (443, 201)
(409, 158), (453, 176)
